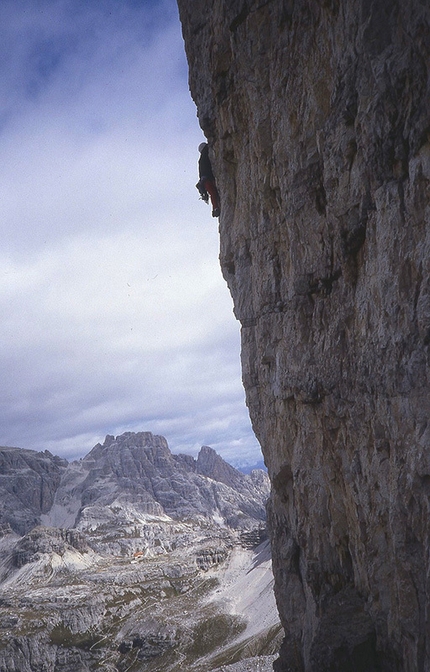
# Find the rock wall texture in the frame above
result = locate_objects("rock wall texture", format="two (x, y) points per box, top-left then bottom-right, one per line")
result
(177, 1), (430, 670)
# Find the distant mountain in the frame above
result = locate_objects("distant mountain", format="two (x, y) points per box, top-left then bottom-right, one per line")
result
(237, 460), (267, 475)
(0, 432), (280, 671)
(0, 432), (270, 539)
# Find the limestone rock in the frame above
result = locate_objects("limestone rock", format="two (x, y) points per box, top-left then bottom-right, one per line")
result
(0, 432), (277, 671)
(177, 0), (430, 670)
(0, 433), (270, 543)
(196, 444), (247, 488)
(117, 619), (177, 660)
(65, 432), (269, 539)
(0, 533), (279, 672)
(13, 526), (89, 568)
(0, 447), (67, 535)
(196, 545), (228, 570)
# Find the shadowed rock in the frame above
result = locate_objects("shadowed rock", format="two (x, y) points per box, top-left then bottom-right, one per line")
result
(177, 0), (430, 669)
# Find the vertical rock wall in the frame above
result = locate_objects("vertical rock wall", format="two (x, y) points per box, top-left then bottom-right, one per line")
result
(177, 1), (430, 670)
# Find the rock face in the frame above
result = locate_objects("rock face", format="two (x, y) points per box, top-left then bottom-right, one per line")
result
(177, 1), (430, 670)
(0, 447), (67, 535)
(13, 526), (89, 568)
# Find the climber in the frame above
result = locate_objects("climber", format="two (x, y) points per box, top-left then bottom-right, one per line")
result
(196, 142), (221, 218)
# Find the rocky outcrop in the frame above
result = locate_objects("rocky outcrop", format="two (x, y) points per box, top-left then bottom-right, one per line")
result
(239, 526), (267, 550)
(177, 1), (430, 670)
(13, 526), (89, 568)
(196, 445), (247, 489)
(117, 620), (177, 660)
(0, 447), (67, 535)
(196, 545), (228, 570)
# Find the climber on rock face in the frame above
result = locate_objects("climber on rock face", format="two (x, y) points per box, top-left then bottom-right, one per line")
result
(196, 142), (221, 218)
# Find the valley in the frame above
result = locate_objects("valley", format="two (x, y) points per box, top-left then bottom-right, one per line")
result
(0, 432), (281, 671)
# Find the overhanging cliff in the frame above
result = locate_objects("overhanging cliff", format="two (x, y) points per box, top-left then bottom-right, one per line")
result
(177, 1), (430, 670)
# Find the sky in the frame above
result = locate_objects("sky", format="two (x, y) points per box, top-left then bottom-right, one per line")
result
(0, 0), (262, 468)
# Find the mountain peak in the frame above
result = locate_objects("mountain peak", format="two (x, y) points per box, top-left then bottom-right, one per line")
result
(196, 445), (246, 490)
(0, 433), (269, 537)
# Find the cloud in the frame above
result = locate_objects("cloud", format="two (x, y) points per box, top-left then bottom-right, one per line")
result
(0, 0), (262, 468)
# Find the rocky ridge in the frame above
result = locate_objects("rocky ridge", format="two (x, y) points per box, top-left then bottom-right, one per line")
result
(0, 432), (268, 540)
(0, 432), (281, 671)
(177, 1), (430, 670)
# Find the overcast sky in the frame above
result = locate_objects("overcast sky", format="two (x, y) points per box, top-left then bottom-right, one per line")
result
(0, 0), (262, 468)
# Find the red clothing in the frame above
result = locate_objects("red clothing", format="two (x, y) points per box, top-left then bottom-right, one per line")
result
(197, 144), (221, 216)
(202, 178), (220, 211)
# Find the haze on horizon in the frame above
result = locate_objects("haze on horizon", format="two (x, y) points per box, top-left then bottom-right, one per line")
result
(0, 0), (262, 468)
